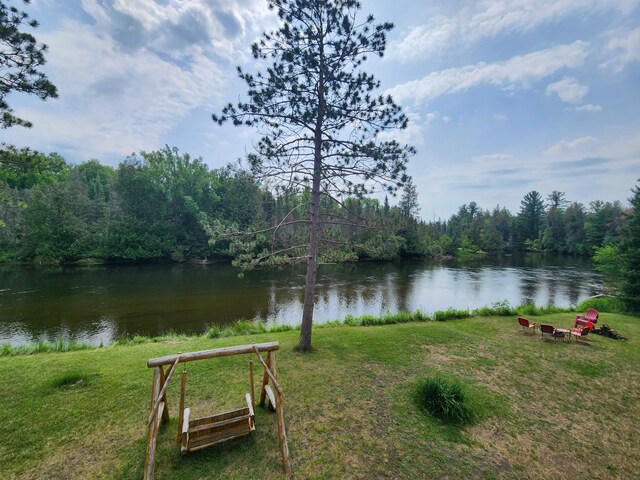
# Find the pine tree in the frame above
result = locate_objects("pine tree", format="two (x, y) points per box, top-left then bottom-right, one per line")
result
(0, 0), (57, 128)
(398, 177), (420, 220)
(518, 191), (545, 243)
(212, 0), (415, 351)
(619, 181), (640, 311)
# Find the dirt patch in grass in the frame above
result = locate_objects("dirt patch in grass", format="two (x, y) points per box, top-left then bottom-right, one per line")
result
(19, 427), (138, 480)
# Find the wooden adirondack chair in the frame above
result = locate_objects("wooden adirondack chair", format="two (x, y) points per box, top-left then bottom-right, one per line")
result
(576, 308), (598, 326)
(540, 324), (565, 342)
(571, 326), (592, 342)
(517, 316), (536, 334)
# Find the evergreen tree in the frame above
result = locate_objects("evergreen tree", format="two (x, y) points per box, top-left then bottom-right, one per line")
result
(518, 191), (545, 244)
(565, 202), (587, 255)
(0, 0), (57, 128)
(619, 181), (640, 311)
(542, 192), (567, 253)
(212, 0), (415, 351)
(398, 177), (420, 220)
(547, 190), (568, 210)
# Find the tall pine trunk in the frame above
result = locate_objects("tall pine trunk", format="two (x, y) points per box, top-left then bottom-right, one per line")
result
(299, 29), (325, 352)
(299, 154), (321, 352)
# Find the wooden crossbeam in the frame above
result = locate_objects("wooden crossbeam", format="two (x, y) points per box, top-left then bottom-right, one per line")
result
(147, 342), (279, 368)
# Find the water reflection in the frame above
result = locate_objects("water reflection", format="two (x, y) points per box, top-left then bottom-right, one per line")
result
(0, 254), (600, 345)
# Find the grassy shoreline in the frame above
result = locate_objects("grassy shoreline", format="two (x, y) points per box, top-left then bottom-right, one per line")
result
(0, 310), (637, 479)
(1, 297), (625, 357)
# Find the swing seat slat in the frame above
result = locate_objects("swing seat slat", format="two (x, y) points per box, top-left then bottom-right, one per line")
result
(181, 393), (255, 453)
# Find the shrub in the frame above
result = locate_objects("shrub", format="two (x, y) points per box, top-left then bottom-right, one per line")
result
(472, 299), (517, 317)
(268, 324), (295, 333)
(576, 296), (626, 313)
(433, 308), (470, 321)
(233, 320), (267, 335)
(205, 326), (221, 339)
(417, 376), (473, 424)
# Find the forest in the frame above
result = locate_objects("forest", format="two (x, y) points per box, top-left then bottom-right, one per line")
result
(0, 145), (629, 265)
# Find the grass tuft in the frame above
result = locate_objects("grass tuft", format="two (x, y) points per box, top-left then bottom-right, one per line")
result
(417, 375), (473, 424)
(50, 372), (98, 390)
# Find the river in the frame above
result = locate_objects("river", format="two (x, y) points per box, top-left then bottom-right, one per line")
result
(0, 254), (600, 345)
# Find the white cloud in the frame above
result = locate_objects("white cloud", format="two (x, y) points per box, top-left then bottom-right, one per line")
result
(546, 77), (588, 104)
(420, 131), (639, 216)
(80, 0), (276, 62)
(575, 104), (602, 113)
(601, 27), (640, 72)
(6, 20), (227, 161)
(388, 0), (639, 61)
(471, 153), (514, 164)
(2, 0), (282, 162)
(544, 136), (599, 157)
(388, 41), (588, 104)
(425, 112), (439, 124)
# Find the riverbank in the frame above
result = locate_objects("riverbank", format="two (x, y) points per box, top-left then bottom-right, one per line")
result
(1, 309), (638, 479)
(1, 297), (618, 356)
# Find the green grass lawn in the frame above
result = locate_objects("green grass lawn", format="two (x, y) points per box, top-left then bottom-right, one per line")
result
(1, 313), (639, 479)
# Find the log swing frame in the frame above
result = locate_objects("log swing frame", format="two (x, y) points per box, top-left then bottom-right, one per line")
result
(143, 341), (292, 479)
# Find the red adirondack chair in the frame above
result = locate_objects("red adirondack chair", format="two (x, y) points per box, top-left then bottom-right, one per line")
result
(517, 317), (535, 334)
(571, 325), (592, 342)
(540, 324), (565, 342)
(576, 308), (598, 326)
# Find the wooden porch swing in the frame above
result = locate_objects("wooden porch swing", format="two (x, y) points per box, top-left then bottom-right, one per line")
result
(143, 342), (292, 479)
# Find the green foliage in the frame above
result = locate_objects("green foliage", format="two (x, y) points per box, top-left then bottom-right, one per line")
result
(471, 300), (517, 316)
(516, 303), (568, 316)
(619, 181), (640, 312)
(564, 202), (588, 255)
(231, 319), (267, 335)
(433, 308), (470, 321)
(0, 339), (94, 356)
(0, 1), (58, 129)
(267, 324), (296, 333)
(518, 190), (545, 247)
(416, 376), (473, 424)
(593, 245), (623, 289)
(575, 296), (626, 313)
(204, 325), (222, 339)
(0, 142), (633, 271)
(357, 233), (404, 260)
(0, 146), (69, 189)
(399, 177), (420, 220)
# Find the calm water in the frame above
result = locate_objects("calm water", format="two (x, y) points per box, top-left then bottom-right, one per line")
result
(0, 254), (600, 345)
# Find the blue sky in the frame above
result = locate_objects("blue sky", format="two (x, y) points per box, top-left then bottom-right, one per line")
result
(1, 0), (639, 218)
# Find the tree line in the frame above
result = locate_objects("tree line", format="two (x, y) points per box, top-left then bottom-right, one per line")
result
(424, 190), (626, 257)
(0, 145), (631, 265)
